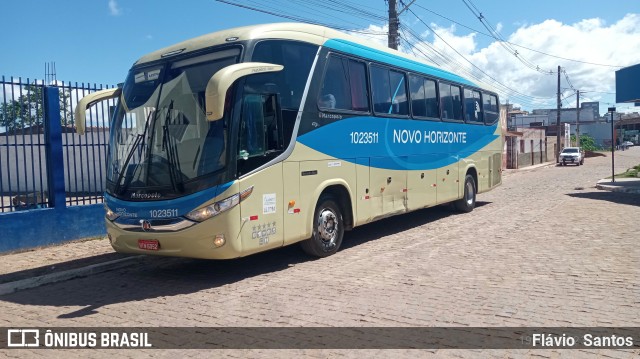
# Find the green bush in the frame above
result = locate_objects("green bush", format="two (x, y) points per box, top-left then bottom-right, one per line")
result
(571, 134), (599, 151)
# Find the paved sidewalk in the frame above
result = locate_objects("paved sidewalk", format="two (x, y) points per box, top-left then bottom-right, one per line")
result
(596, 177), (640, 194)
(0, 237), (139, 295)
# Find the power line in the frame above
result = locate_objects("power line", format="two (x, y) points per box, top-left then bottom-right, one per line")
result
(216, 0), (561, 109)
(410, 1), (623, 69)
(415, 4), (624, 68)
(404, 8), (555, 105)
(214, 0), (387, 35)
(460, 0), (555, 75)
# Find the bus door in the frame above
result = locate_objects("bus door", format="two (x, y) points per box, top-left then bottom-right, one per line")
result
(406, 155), (438, 211)
(436, 156), (460, 204)
(489, 152), (502, 188)
(369, 157), (408, 218)
(236, 93), (285, 255)
(282, 161), (306, 245)
(354, 157), (372, 225)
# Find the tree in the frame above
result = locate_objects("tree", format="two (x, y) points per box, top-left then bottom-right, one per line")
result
(0, 83), (72, 133)
(571, 134), (599, 151)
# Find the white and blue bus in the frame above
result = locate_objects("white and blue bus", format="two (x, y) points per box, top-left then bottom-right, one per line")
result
(75, 23), (503, 259)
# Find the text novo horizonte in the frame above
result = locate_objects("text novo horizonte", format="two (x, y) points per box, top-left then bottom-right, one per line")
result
(392, 129), (467, 144)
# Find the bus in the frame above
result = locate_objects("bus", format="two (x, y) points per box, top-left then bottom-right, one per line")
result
(75, 23), (503, 259)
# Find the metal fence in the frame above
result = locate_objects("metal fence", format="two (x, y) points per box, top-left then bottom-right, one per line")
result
(0, 76), (116, 212)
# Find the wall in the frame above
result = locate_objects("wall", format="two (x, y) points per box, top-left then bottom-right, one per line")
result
(506, 128), (548, 168)
(0, 131), (107, 194)
(0, 87), (107, 252)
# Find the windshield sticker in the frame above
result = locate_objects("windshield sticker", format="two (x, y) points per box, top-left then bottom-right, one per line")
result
(134, 72), (146, 83)
(263, 193), (276, 214)
(147, 69), (161, 81)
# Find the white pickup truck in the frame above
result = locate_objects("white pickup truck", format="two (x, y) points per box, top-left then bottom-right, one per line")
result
(559, 147), (585, 166)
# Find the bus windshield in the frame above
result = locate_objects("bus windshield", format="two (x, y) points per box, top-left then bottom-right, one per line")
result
(106, 47), (241, 200)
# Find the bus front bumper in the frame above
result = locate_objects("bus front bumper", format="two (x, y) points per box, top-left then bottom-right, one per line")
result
(105, 217), (243, 260)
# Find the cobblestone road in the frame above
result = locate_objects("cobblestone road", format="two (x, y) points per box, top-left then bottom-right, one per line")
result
(1, 148), (639, 358)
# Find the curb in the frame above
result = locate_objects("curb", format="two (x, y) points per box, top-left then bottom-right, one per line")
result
(595, 183), (640, 194)
(0, 256), (141, 296)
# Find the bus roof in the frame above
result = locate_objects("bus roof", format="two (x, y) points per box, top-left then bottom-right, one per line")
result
(135, 22), (479, 89)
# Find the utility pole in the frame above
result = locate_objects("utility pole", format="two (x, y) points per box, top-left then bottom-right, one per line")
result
(387, 0), (416, 50)
(388, 0), (399, 49)
(576, 90), (580, 147)
(609, 107), (616, 183)
(556, 65), (561, 162)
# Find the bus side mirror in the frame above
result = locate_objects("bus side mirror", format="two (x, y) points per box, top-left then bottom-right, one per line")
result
(74, 88), (121, 135)
(205, 62), (283, 122)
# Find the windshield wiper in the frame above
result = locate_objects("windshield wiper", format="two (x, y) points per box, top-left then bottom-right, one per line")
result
(161, 100), (184, 192)
(113, 111), (153, 194)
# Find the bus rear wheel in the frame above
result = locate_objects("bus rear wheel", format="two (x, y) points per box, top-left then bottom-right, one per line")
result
(454, 174), (476, 213)
(301, 196), (344, 257)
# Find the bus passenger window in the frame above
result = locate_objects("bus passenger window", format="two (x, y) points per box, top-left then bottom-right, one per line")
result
(410, 75), (439, 119)
(409, 75), (427, 117)
(371, 65), (408, 116)
(464, 88), (483, 123)
(319, 56), (350, 110)
(319, 56), (369, 112)
(483, 93), (499, 124)
(440, 83), (463, 121)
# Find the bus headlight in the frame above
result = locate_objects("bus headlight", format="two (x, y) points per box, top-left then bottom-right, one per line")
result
(185, 193), (240, 222)
(105, 205), (120, 221)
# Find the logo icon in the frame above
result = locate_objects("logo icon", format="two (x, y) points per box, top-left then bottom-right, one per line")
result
(141, 220), (152, 232)
(7, 329), (40, 347)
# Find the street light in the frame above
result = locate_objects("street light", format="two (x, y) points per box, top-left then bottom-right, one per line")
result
(608, 107), (616, 183)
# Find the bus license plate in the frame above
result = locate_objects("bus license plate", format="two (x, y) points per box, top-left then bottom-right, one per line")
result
(138, 239), (159, 251)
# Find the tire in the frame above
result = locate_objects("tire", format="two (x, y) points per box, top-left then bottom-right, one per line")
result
(454, 174), (476, 213)
(300, 196), (344, 257)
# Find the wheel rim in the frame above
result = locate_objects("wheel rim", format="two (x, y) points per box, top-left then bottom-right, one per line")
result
(316, 208), (338, 249)
(465, 180), (475, 206)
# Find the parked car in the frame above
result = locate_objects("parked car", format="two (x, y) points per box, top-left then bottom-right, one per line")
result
(622, 141), (634, 148)
(559, 147), (584, 166)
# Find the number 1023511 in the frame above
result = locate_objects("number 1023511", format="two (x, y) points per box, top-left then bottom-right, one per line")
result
(350, 131), (379, 144)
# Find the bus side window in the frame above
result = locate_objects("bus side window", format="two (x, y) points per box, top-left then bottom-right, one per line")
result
(318, 55), (369, 113)
(238, 93), (284, 175)
(483, 93), (499, 125)
(464, 88), (483, 124)
(440, 83), (463, 121)
(239, 94), (266, 159)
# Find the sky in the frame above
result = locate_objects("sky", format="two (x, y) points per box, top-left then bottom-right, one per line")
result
(1, 0), (639, 115)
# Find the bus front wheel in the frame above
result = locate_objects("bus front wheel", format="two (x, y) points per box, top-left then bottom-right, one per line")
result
(301, 196), (344, 257)
(454, 174), (476, 213)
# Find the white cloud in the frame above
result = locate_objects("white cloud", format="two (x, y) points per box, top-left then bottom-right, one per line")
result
(348, 24), (389, 48)
(353, 14), (640, 113)
(108, 0), (122, 16)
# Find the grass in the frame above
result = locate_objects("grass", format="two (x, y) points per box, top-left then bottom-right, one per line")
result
(614, 164), (640, 178)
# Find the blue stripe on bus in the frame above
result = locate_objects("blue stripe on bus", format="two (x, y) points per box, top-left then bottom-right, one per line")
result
(104, 180), (234, 218)
(298, 116), (499, 170)
(323, 39), (477, 87)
